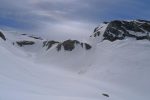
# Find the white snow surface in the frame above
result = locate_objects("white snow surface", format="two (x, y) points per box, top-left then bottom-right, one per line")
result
(0, 29), (150, 100)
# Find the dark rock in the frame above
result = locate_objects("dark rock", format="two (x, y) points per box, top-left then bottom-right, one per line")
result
(136, 36), (148, 40)
(12, 42), (15, 45)
(136, 33), (150, 40)
(140, 23), (150, 32)
(94, 31), (101, 37)
(94, 27), (99, 32)
(0, 31), (6, 41)
(21, 34), (27, 35)
(56, 40), (92, 51)
(93, 20), (150, 42)
(85, 43), (92, 50)
(103, 21), (109, 24)
(57, 40), (80, 51)
(102, 93), (109, 97)
(28, 36), (43, 40)
(16, 41), (35, 47)
(81, 43), (84, 48)
(56, 43), (62, 51)
(43, 41), (59, 50)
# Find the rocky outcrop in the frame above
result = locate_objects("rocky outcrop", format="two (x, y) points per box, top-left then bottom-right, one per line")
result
(93, 20), (150, 42)
(57, 40), (80, 51)
(16, 41), (35, 47)
(42, 40), (92, 51)
(0, 31), (6, 41)
(28, 36), (43, 40)
(85, 43), (92, 50)
(56, 40), (92, 51)
(43, 40), (59, 50)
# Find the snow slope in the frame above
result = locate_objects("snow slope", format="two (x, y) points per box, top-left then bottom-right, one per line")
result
(0, 20), (150, 100)
(0, 40), (104, 100)
(1, 39), (147, 100)
(85, 39), (150, 100)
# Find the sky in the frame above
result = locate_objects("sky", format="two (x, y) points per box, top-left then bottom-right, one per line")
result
(0, 0), (150, 40)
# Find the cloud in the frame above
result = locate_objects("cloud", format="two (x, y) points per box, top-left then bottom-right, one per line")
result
(0, 0), (150, 40)
(40, 21), (95, 41)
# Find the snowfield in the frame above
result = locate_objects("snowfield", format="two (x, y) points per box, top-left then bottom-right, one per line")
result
(0, 42), (102, 100)
(0, 40), (115, 100)
(0, 20), (150, 100)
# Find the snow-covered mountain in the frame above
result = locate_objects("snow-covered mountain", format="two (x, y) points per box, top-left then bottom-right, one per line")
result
(0, 19), (150, 100)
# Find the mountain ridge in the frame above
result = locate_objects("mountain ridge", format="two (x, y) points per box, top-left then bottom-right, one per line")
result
(1, 19), (150, 53)
(0, 19), (150, 100)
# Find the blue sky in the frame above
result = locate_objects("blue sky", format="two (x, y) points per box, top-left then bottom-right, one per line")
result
(0, 0), (150, 39)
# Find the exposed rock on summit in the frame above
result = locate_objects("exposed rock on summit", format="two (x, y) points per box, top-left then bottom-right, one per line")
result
(93, 20), (150, 42)
(56, 40), (92, 51)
